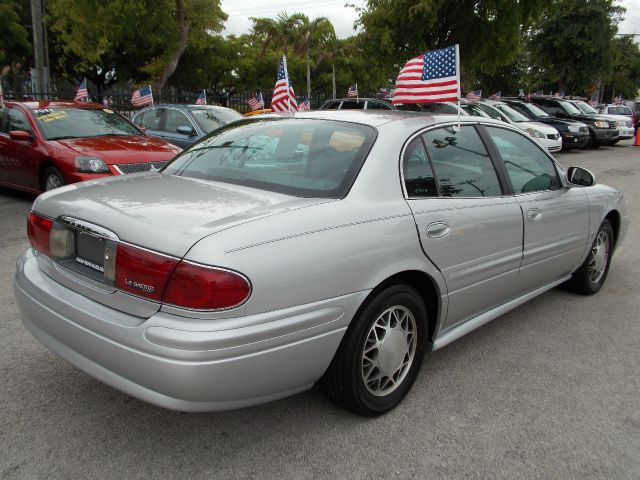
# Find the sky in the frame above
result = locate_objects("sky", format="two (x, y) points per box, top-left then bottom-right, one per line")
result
(221, 0), (640, 39)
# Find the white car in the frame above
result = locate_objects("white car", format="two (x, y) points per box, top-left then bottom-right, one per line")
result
(596, 103), (635, 140)
(462, 100), (563, 153)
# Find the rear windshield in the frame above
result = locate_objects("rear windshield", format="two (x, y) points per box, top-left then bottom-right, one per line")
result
(162, 118), (376, 198)
(32, 108), (140, 140)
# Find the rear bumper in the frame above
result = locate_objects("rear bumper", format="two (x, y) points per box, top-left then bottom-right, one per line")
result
(14, 249), (363, 411)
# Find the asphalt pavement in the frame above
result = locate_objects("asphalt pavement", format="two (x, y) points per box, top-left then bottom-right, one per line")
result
(1, 140), (639, 479)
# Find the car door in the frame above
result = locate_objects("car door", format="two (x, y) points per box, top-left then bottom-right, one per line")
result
(161, 108), (197, 148)
(403, 125), (524, 328)
(484, 125), (590, 295)
(0, 106), (40, 190)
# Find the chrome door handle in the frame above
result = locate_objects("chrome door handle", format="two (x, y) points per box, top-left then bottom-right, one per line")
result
(526, 208), (542, 222)
(426, 221), (451, 239)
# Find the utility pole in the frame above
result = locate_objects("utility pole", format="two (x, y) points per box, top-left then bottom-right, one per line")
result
(30, 0), (50, 98)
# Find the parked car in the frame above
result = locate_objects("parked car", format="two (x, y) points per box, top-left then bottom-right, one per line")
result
(0, 101), (182, 193)
(528, 97), (619, 147)
(461, 99), (563, 153)
(502, 98), (590, 150)
(132, 104), (243, 148)
(590, 103), (635, 142)
(15, 111), (628, 415)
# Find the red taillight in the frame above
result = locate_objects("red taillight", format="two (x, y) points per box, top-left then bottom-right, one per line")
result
(115, 243), (179, 301)
(27, 212), (53, 256)
(163, 261), (251, 310)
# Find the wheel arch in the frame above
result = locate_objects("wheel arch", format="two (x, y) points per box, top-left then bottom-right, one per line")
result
(354, 269), (443, 344)
(604, 209), (621, 251)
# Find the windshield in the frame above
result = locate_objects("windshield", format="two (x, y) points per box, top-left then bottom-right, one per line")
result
(163, 118), (376, 198)
(560, 102), (582, 115)
(33, 108), (140, 140)
(492, 104), (530, 122)
(574, 101), (597, 114)
(188, 107), (243, 133)
(522, 103), (549, 117)
(460, 103), (493, 118)
(608, 106), (632, 116)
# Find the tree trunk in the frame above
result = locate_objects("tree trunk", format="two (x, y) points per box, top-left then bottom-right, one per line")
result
(154, 0), (190, 92)
(332, 64), (336, 99)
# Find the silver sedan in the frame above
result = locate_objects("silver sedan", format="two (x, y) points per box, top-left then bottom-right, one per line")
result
(14, 111), (629, 415)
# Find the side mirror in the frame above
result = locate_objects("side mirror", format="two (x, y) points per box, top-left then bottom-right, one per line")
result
(176, 125), (196, 136)
(9, 130), (31, 142)
(567, 166), (595, 187)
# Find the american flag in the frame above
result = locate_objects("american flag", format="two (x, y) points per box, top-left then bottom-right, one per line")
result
(131, 85), (153, 107)
(271, 56), (297, 112)
(196, 89), (206, 105)
(378, 87), (393, 98)
(466, 90), (482, 100)
(247, 92), (264, 111)
(347, 84), (358, 97)
(613, 95), (623, 104)
(0, 78), (4, 108)
(489, 91), (501, 100)
(532, 90), (543, 97)
(588, 99), (598, 107)
(392, 45), (460, 104)
(298, 96), (311, 110)
(74, 78), (88, 101)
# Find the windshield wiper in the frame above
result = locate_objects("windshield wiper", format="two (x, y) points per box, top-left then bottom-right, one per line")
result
(48, 135), (79, 140)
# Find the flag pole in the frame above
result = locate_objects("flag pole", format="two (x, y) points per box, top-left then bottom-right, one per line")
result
(455, 44), (461, 132)
(356, 83), (359, 103)
(149, 84), (154, 106)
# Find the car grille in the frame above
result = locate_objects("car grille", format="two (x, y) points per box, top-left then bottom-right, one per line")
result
(547, 133), (560, 140)
(114, 160), (170, 174)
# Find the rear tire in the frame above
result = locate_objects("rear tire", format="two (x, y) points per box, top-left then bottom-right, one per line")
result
(322, 284), (428, 416)
(41, 166), (65, 192)
(565, 220), (614, 295)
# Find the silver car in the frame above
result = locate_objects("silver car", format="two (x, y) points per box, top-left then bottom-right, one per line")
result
(14, 111), (629, 415)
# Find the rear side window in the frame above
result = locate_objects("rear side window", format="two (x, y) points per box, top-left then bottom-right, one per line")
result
(486, 126), (560, 193)
(163, 118), (376, 198)
(164, 109), (191, 133)
(366, 101), (393, 110)
(403, 137), (437, 197)
(422, 126), (502, 197)
(323, 101), (341, 110)
(340, 101), (365, 110)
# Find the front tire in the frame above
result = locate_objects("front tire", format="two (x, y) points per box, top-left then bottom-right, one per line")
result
(566, 220), (614, 295)
(322, 284), (428, 416)
(41, 166), (65, 192)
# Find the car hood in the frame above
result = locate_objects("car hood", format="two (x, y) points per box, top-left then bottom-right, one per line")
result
(33, 173), (331, 258)
(516, 121), (558, 134)
(51, 135), (181, 164)
(535, 116), (582, 126)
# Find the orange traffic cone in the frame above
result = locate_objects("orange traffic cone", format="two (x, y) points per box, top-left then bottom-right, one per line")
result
(635, 128), (640, 147)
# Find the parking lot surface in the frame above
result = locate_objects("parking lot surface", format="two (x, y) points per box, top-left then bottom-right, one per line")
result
(1, 140), (639, 479)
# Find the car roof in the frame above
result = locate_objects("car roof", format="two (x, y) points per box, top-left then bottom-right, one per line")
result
(8, 100), (105, 110)
(327, 98), (390, 102)
(267, 109), (504, 128)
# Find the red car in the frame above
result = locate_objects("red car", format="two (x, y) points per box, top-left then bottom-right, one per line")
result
(0, 100), (182, 193)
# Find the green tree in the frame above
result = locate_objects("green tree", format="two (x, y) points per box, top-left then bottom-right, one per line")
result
(529, 0), (623, 94)
(47, 0), (227, 92)
(603, 35), (640, 101)
(356, 0), (548, 83)
(0, 0), (30, 69)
